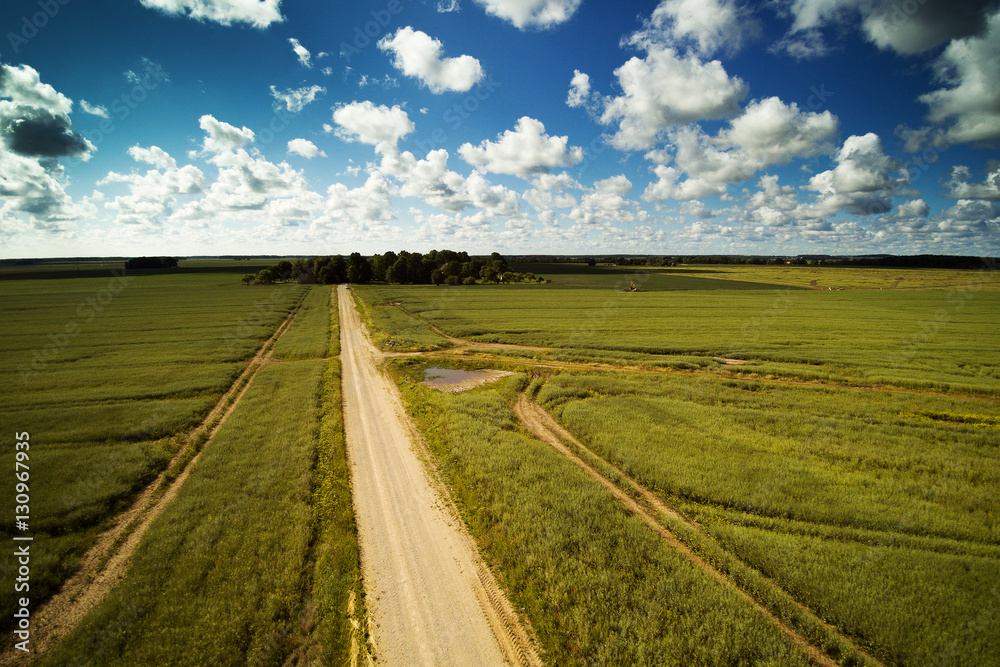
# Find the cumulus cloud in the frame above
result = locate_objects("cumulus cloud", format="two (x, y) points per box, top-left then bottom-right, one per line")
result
(332, 101), (414, 153)
(288, 38), (312, 67)
(138, 0), (283, 28)
(801, 132), (904, 217)
(270, 84), (325, 113)
(944, 163), (1000, 200)
(99, 145), (205, 226)
(378, 27), (484, 93)
(717, 96), (838, 164)
(473, 0), (581, 29)
(642, 97), (838, 201)
(597, 46), (748, 150)
(778, 0), (996, 56)
(769, 29), (829, 60)
(565, 69), (591, 108)
(376, 146), (521, 217)
(196, 114), (254, 154)
(459, 116), (583, 176)
(570, 175), (649, 226)
(128, 144), (177, 170)
(0, 63), (93, 225)
(287, 138), (325, 158)
(633, 0), (757, 56)
(0, 64), (93, 160)
(79, 100), (109, 118)
(916, 9), (1000, 146)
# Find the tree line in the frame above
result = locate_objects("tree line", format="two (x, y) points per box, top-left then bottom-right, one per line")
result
(242, 250), (545, 286)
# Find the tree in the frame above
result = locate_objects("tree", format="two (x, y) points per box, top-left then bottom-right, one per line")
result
(347, 252), (372, 284)
(242, 274), (255, 286)
(275, 260), (293, 281)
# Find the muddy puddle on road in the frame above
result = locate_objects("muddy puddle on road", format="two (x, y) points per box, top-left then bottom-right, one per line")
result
(421, 367), (514, 393)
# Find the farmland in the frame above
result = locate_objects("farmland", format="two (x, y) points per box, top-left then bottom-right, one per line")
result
(0, 263), (306, 639)
(2, 257), (997, 665)
(354, 260), (1000, 666)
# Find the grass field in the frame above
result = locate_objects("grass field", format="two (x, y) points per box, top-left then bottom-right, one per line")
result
(395, 367), (816, 666)
(356, 261), (1000, 666)
(38, 282), (361, 666)
(354, 262), (1000, 393)
(536, 371), (1000, 665)
(0, 269), (304, 631)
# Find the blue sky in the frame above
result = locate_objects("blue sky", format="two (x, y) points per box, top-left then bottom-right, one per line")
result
(1, 0), (998, 257)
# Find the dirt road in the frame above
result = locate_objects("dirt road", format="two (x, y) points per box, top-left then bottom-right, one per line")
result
(338, 286), (539, 666)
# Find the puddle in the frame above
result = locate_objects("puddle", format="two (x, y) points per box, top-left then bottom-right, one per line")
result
(421, 366), (515, 393)
(423, 367), (487, 385)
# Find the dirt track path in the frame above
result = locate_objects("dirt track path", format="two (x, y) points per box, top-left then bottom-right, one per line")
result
(339, 286), (540, 667)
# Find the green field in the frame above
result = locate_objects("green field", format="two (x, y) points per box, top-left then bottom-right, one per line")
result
(355, 262), (1000, 393)
(0, 267), (304, 631)
(355, 261), (1000, 666)
(3, 259), (997, 665)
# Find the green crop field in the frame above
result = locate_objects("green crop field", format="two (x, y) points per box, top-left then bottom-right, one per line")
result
(0, 267), (304, 631)
(354, 262), (1000, 393)
(4, 258), (997, 666)
(355, 261), (1000, 666)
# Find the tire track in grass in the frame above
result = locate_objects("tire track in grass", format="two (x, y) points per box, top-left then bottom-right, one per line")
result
(0, 307), (300, 665)
(514, 392), (887, 667)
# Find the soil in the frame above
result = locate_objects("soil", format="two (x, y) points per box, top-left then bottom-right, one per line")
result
(338, 286), (541, 666)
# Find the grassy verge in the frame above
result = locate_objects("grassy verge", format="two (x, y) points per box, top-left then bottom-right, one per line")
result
(271, 285), (331, 360)
(392, 360), (814, 666)
(350, 285), (451, 351)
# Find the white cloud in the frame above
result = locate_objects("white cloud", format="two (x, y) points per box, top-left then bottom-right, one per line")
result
(917, 9), (1000, 146)
(635, 0), (755, 56)
(128, 145), (177, 170)
(138, 0), (283, 28)
(332, 101), (414, 153)
(196, 114), (255, 154)
(437, 0), (461, 12)
(473, 0), (581, 29)
(944, 164), (1000, 200)
(270, 84), (325, 113)
(79, 100), (109, 118)
(569, 175), (649, 226)
(100, 146), (204, 226)
(0, 63), (94, 225)
(459, 116), (583, 176)
(287, 138), (326, 159)
(598, 46), (748, 150)
(800, 132), (904, 218)
(779, 0), (995, 56)
(378, 27), (484, 93)
(566, 69), (591, 108)
(642, 98), (837, 202)
(717, 96), (838, 165)
(288, 38), (312, 68)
